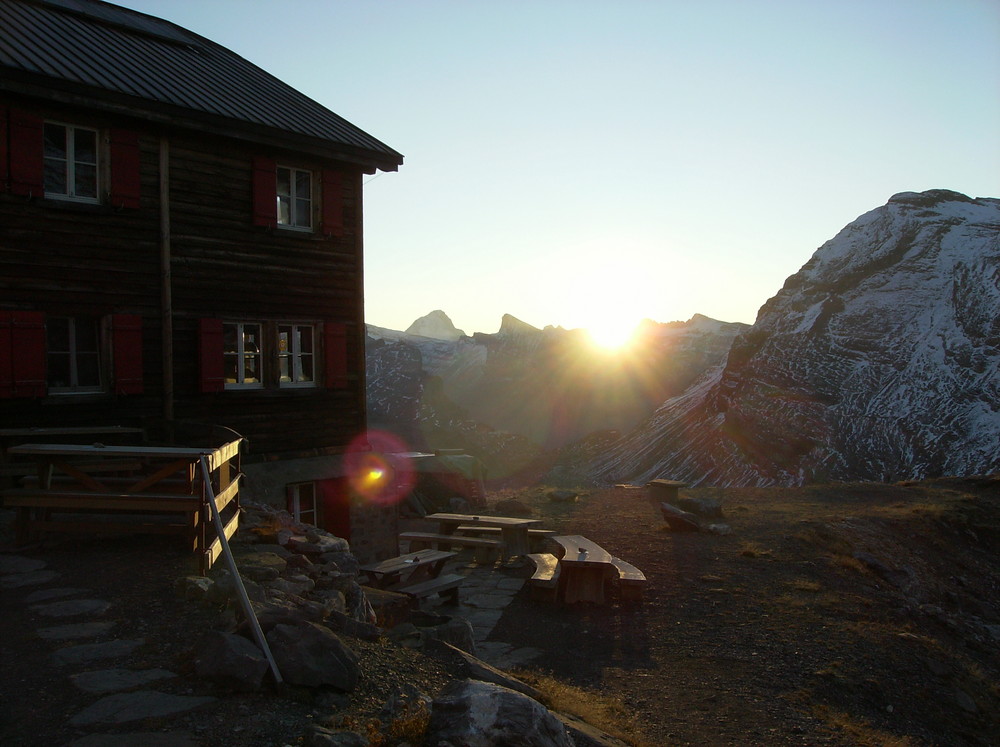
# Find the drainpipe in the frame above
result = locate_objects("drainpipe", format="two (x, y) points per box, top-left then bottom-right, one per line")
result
(160, 136), (174, 425)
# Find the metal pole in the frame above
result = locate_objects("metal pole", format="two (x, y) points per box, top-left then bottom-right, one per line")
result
(199, 455), (282, 685)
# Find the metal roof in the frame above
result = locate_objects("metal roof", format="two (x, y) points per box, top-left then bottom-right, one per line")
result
(0, 0), (403, 171)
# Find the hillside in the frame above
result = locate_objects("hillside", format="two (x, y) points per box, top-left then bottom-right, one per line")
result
(2, 477), (998, 745)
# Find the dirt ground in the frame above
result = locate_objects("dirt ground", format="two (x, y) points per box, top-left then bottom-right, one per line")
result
(1, 477), (998, 746)
(493, 477), (1000, 746)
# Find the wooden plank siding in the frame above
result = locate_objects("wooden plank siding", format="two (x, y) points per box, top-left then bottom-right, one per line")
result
(0, 98), (368, 458)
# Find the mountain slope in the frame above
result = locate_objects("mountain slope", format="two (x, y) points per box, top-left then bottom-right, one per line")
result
(591, 190), (1000, 486)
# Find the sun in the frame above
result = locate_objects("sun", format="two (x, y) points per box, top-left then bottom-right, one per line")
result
(586, 320), (639, 351)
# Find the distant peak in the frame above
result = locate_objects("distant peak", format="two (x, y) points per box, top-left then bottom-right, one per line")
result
(405, 310), (466, 341)
(498, 314), (541, 336)
(888, 189), (974, 207)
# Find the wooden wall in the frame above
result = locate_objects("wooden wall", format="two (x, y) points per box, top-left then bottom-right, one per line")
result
(0, 94), (369, 459)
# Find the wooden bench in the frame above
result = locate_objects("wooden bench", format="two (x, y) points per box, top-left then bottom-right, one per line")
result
(525, 552), (561, 601)
(456, 525), (557, 552)
(399, 531), (505, 562)
(609, 557), (646, 601)
(394, 572), (465, 605)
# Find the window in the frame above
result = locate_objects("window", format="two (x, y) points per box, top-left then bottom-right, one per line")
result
(223, 322), (263, 388)
(199, 318), (346, 392)
(276, 165), (312, 229)
(46, 316), (102, 393)
(44, 123), (99, 202)
(278, 324), (315, 387)
(287, 482), (317, 525)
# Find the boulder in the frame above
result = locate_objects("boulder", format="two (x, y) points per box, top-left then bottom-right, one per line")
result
(494, 498), (533, 517)
(660, 502), (701, 532)
(676, 496), (724, 519)
(427, 679), (573, 747)
(266, 621), (360, 691)
(192, 630), (269, 692)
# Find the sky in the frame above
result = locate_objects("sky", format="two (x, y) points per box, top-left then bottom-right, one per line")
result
(116, 0), (1000, 339)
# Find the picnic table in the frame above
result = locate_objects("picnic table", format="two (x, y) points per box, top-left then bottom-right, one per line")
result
(359, 548), (464, 604)
(552, 534), (615, 604)
(423, 512), (543, 557)
(359, 548), (456, 589)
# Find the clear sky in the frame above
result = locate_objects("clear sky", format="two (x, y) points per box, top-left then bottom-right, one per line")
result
(116, 0), (1000, 338)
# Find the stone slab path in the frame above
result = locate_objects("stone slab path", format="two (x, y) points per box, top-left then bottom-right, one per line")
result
(0, 553), (214, 745)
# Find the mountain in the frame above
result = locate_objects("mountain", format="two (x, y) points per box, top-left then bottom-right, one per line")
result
(366, 312), (746, 480)
(588, 189), (1000, 486)
(404, 310), (466, 341)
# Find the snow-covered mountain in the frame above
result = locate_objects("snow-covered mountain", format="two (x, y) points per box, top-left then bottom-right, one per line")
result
(589, 190), (1000, 486)
(404, 309), (466, 341)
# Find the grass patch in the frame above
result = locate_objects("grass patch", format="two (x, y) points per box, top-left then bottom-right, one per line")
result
(515, 670), (653, 746)
(789, 578), (822, 592)
(811, 704), (918, 747)
(739, 541), (773, 558)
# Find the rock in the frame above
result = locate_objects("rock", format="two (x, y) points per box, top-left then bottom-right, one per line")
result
(325, 609), (381, 641)
(51, 639), (145, 667)
(237, 552), (287, 582)
(1, 569), (60, 588)
(318, 551), (359, 574)
(266, 621), (360, 690)
(427, 679), (574, 747)
(494, 498), (533, 517)
(436, 642), (543, 701)
(304, 725), (370, 746)
(193, 631), (269, 692)
(660, 502), (700, 532)
(71, 668), (176, 694)
(548, 489), (579, 503)
(676, 496), (724, 518)
(175, 576), (213, 600)
(0, 555), (47, 574)
(68, 691), (215, 726)
(414, 615), (476, 655)
(69, 732), (200, 747)
(267, 574), (316, 596)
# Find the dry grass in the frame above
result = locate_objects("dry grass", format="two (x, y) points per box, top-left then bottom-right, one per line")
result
(738, 540), (774, 558)
(515, 670), (654, 747)
(810, 704), (919, 747)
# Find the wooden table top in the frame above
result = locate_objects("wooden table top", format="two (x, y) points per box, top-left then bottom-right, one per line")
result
(424, 512), (542, 527)
(0, 426), (144, 437)
(8, 443), (216, 459)
(360, 549), (456, 576)
(553, 534), (614, 565)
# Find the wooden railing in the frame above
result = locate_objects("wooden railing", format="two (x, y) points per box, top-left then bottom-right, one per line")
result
(2, 438), (243, 574)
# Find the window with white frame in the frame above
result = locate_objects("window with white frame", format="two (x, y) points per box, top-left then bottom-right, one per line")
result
(47, 316), (102, 393)
(276, 166), (312, 229)
(223, 322), (263, 388)
(278, 324), (315, 387)
(288, 482), (317, 525)
(44, 123), (99, 202)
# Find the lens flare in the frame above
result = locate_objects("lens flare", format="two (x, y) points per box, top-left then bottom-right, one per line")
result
(344, 430), (415, 507)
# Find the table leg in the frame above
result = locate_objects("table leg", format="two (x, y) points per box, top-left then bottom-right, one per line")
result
(561, 565), (606, 604)
(501, 526), (531, 556)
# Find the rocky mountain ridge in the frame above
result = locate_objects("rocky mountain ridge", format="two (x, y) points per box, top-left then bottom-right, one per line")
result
(588, 189), (1000, 486)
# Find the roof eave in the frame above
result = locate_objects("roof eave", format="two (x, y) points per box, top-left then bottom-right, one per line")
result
(0, 69), (404, 173)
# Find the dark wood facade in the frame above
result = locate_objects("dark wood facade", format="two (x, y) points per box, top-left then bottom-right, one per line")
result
(0, 0), (403, 525)
(1, 97), (374, 457)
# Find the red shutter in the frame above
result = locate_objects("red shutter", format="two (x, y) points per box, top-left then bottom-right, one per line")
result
(321, 169), (343, 236)
(112, 314), (143, 394)
(199, 318), (225, 393)
(7, 311), (46, 397)
(8, 109), (43, 198)
(0, 106), (9, 193)
(252, 156), (277, 227)
(109, 129), (141, 209)
(324, 322), (348, 389)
